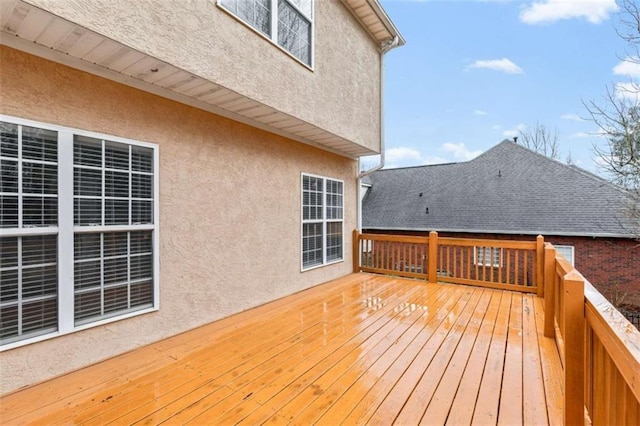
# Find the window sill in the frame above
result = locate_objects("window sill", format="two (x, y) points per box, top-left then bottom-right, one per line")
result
(301, 258), (344, 273)
(0, 307), (159, 352)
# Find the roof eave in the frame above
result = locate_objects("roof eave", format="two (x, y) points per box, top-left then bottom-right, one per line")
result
(361, 226), (636, 239)
(1, 0), (379, 159)
(341, 0), (406, 48)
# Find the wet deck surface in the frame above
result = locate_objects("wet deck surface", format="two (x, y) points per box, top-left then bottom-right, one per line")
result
(1, 273), (563, 425)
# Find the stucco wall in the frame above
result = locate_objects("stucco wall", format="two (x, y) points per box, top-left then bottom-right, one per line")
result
(0, 46), (358, 394)
(22, 0), (382, 152)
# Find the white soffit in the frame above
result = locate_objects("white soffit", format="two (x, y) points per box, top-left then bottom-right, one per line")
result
(0, 0), (377, 158)
(341, 0), (406, 47)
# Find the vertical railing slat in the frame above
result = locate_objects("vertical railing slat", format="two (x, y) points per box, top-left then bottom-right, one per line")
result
(544, 244), (556, 338)
(536, 235), (544, 296)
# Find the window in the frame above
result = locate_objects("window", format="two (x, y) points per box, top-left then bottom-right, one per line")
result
(554, 245), (575, 266)
(0, 116), (158, 348)
(302, 174), (343, 270)
(1, 123), (58, 345)
(475, 246), (502, 267)
(219, 0), (313, 66)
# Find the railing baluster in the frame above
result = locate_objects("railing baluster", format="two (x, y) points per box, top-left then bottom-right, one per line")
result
(524, 250), (528, 287)
(515, 250), (520, 286)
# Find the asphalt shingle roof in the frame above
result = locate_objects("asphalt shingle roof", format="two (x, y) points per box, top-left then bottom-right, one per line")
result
(362, 140), (637, 237)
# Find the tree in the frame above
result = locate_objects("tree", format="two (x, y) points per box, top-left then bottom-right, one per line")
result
(586, 89), (640, 189)
(585, 0), (640, 237)
(517, 122), (560, 160)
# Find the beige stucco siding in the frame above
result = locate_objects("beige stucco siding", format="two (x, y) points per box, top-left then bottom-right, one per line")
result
(0, 46), (357, 394)
(21, 0), (382, 153)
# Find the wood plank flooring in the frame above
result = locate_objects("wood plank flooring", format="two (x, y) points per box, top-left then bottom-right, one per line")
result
(0, 273), (563, 425)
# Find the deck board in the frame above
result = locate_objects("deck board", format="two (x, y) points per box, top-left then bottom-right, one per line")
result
(498, 291), (523, 425)
(0, 273), (563, 425)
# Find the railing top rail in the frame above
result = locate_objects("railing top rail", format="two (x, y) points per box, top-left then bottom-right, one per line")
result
(584, 280), (640, 402)
(358, 233), (430, 244)
(554, 255), (573, 277)
(359, 232), (538, 250)
(438, 237), (537, 250)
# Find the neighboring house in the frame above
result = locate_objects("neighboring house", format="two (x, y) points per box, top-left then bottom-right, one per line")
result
(0, 0), (404, 394)
(362, 140), (639, 305)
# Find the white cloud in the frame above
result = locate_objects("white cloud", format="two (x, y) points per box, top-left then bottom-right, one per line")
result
(473, 110), (489, 116)
(468, 58), (524, 74)
(386, 147), (423, 163)
(520, 0), (618, 25)
(613, 58), (640, 77)
(384, 147), (448, 168)
(561, 113), (583, 121)
(614, 81), (640, 102)
(382, 143), (483, 168)
(492, 124), (502, 130)
(502, 123), (527, 138)
(440, 143), (483, 161)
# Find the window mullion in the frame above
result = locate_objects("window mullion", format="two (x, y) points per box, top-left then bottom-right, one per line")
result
(101, 140), (105, 227)
(322, 177), (327, 265)
(100, 233), (105, 317)
(17, 125), (23, 229)
(271, 0), (278, 41)
(128, 147), (132, 309)
(58, 131), (75, 333)
(17, 237), (23, 336)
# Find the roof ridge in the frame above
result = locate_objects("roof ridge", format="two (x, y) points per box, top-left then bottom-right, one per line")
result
(377, 161), (459, 172)
(502, 140), (634, 198)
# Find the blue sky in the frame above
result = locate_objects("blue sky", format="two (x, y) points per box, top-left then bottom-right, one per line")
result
(372, 0), (637, 174)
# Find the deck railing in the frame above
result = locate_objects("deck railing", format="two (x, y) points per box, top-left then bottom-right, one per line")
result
(354, 231), (640, 425)
(354, 231), (544, 294)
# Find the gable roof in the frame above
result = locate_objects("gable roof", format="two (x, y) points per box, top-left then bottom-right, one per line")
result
(362, 140), (638, 238)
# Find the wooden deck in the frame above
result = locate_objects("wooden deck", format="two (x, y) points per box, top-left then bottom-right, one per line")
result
(1, 273), (563, 425)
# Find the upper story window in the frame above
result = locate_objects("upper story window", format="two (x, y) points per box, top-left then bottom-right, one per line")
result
(0, 116), (159, 349)
(219, 0), (313, 66)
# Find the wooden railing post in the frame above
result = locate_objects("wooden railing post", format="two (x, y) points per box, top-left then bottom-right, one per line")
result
(562, 270), (585, 426)
(536, 235), (544, 297)
(428, 231), (438, 284)
(352, 229), (360, 273)
(544, 244), (556, 338)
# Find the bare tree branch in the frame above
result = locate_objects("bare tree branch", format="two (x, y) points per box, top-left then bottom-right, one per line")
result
(517, 122), (560, 159)
(584, 0), (640, 239)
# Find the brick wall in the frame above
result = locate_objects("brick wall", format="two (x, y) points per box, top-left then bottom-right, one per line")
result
(364, 229), (640, 306)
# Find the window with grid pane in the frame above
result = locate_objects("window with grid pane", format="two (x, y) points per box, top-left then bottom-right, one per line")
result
(220, 0), (313, 66)
(0, 122), (58, 344)
(302, 174), (343, 270)
(73, 136), (154, 325)
(475, 246), (502, 267)
(554, 245), (575, 266)
(0, 116), (158, 348)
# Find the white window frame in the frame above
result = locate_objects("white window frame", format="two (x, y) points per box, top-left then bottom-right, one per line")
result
(474, 246), (502, 267)
(217, 0), (314, 69)
(301, 173), (343, 271)
(0, 115), (160, 351)
(554, 245), (575, 266)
